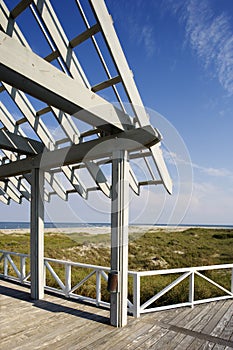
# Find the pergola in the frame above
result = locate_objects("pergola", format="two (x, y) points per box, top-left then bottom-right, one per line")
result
(0, 0), (172, 327)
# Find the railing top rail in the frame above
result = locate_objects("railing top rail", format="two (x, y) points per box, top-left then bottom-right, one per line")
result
(0, 250), (29, 258)
(0, 250), (232, 275)
(133, 263), (233, 277)
(44, 257), (111, 271)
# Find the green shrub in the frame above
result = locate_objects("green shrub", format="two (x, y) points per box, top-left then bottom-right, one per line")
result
(0, 228), (232, 305)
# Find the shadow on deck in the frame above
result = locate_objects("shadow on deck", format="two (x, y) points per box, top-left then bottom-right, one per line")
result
(1, 279), (233, 349)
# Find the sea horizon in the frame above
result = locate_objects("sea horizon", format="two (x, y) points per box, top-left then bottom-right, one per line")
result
(0, 221), (232, 230)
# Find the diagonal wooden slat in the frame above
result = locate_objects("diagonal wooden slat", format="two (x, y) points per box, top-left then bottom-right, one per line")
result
(0, 32), (133, 133)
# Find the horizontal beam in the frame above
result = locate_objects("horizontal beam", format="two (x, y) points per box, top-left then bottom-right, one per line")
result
(10, 0), (33, 19)
(0, 32), (133, 133)
(69, 23), (101, 48)
(0, 130), (44, 155)
(0, 126), (161, 179)
(91, 75), (121, 93)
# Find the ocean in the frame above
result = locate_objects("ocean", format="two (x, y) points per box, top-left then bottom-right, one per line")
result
(0, 222), (232, 230)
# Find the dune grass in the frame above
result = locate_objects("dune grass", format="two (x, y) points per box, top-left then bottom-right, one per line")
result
(0, 227), (232, 305)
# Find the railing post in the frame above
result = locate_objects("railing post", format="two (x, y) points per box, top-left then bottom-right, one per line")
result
(133, 273), (140, 318)
(4, 253), (8, 277)
(65, 263), (71, 297)
(231, 268), (233, 294)
(44, 260), (46, 287)
(20, 256), (26, 283)
(96, 270), (101, 306)
(189, 271), (195, 308)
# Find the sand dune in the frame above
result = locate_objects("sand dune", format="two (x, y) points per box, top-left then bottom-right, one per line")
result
(0, 225), (192, 235)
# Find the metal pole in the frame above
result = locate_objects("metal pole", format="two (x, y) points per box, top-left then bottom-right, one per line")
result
(110, 150), (129, 327)
(30, 167), (44, 300)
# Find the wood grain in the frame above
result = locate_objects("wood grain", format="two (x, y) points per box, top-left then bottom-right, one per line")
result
(1, 279), (232, 350)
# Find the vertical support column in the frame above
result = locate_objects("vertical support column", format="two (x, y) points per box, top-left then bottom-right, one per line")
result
(189, 271), (195, 308)
(110, 150), (129, 327)
(30, 168), (44, 300)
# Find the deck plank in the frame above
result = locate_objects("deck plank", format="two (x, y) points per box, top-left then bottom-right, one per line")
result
(151, 302), (219, 348)
(185, 300), (232, 349)
(1, 279), (233, 350)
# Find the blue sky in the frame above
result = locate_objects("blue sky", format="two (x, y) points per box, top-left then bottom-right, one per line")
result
(0, 0), (233, 225)
(103, 0), (233, 225)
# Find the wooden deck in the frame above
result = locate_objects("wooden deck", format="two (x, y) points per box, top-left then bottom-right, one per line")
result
(1, 279), (233, 349)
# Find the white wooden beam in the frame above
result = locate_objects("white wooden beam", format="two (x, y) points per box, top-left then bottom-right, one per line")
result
(0, 189), (10, 204)
(85, 161), (111, 198)
(0, 101), (68, 200)
(0, 126), (160, 179)
(9, 176), (31, 201)
(1, 87), (55, 149)
(110, 150), (129, 327)
(75, 0), (126, 111)
(90, 0), (149, 126)
(0, 180), (22, 203)
(0, 129), (43, 155)
(0, 32), (133, 132)
(32, 0), (90, 86)
(0, 151), (31, 202)
(0, 2), (29, 47)
(129, 166), (140, 195)
(90, 0), (172, 194)
(2, 87), (87, 199)
(30, 167), (44, 300)
(0, 2), (120, 199)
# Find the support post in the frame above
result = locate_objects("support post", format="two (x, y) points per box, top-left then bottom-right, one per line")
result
(4, 254), (8, 277)
(110, 150), (129, 327)
(133, 273), (141, 318)
(65, 264), (71, 298)
(231, 268), (233, 294)
(96, 270), (101, 306)
(189, 272), (195, 308)
(30, 168), (44, 300)
(20, 256), (26, 283)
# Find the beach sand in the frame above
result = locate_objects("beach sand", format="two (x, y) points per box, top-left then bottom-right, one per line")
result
(0, 225), (191, 235)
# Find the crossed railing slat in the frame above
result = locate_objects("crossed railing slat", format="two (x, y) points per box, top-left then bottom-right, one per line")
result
(1, 250), (232, 318)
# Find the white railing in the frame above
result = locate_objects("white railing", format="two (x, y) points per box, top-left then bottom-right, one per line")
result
(0, 250), (233, 318)
(44, 257), (110, 307)
(128, 265), (233, 317)
(0, 250), (110, 308)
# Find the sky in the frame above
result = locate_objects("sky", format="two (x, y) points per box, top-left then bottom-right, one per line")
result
(0, 0), (233, 225)
(105, 0), (233, 225)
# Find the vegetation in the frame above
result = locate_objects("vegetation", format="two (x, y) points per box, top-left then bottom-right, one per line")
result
(0, 228), (232, 306)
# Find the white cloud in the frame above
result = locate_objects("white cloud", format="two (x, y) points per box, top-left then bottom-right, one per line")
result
(126, 18), (156, 58)
(166, 0), (233, 95)
(184, 180), (233, 224)
(138, 25), (156, 58)
(167, 150), (233, 180)
(109, 0), (156, 58)
(192, 164), (233, 178)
